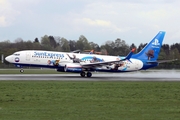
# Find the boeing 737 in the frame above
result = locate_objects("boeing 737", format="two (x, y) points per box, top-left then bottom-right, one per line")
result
(5, 31), (172, 77)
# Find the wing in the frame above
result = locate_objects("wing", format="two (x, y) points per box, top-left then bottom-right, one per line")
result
(80, 60), (121, 68)
(80, 48), (136, 68)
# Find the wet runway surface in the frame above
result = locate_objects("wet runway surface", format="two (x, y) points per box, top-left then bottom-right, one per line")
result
(1, 70), (180, 81)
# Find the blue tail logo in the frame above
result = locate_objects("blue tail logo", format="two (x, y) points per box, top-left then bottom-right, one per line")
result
(152, 39), (160, 46)
(132, 31), (166, 61)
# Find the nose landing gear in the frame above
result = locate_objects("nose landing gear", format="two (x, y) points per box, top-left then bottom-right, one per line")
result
(20, 68), (24, 73)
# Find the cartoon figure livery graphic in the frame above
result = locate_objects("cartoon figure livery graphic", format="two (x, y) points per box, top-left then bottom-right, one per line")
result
(47, 59), (60, 66)
(90, 56), (104, 63)
(146, 49), (154, 60)
(81, 56), (104, 63)
(66, 54), (82, 63)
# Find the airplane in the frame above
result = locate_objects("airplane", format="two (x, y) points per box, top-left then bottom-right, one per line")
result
(5, 31), (175, 77)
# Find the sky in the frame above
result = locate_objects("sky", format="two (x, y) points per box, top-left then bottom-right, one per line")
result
(0, 0), (180, 46)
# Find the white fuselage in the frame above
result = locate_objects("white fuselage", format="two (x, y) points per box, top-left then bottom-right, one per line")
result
(5, 50), (144, 72)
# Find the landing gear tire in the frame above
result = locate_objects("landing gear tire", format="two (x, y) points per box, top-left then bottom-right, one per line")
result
(87, 72), (92, 77)
(80, 71), (86, 77)
(20, 69), (24, 73)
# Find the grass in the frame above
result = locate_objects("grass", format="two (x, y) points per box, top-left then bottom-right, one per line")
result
(0, 81), (180, 120)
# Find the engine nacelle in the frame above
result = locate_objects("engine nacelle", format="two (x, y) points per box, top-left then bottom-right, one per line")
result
(56, 67), (65, 72)
(60, 63), (82, 72)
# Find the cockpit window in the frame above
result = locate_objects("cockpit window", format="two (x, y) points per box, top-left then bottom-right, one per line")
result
(14, 53), (20, 56)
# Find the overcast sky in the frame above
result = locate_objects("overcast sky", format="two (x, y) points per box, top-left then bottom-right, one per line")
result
(0, 0), (180, 46)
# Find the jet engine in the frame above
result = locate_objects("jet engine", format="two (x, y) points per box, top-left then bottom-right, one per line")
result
(57, 63), (82, 72)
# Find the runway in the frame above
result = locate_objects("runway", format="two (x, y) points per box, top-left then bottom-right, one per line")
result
(1, 70), (180, 81)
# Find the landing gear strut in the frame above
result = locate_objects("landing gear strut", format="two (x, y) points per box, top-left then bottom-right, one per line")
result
(80, 71), (92, 77)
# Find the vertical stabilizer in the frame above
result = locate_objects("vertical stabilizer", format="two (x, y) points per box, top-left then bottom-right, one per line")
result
(132, 31), (165, 61)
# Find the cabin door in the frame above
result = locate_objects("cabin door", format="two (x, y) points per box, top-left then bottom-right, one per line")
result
(26, 52), (31, 61)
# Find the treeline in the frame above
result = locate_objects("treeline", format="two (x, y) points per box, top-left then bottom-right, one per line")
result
(0, 35), (180, 69)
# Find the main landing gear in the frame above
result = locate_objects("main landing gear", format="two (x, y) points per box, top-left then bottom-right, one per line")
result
(80, 71), (92, 77)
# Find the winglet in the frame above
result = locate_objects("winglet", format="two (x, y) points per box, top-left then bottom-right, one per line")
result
(89, 50), (94, 54)
(131, 48), (136, 53)
(122, 48), (136, 62)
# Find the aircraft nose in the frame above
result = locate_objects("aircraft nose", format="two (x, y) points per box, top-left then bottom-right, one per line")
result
(5, 55), (12, 62)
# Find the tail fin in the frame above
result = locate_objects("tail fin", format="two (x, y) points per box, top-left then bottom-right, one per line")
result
(132, 31), (166, 61)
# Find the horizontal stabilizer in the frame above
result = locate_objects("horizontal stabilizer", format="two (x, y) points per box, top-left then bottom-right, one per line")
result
(158, 59), (178, 63)
(146, 59), (178, 64)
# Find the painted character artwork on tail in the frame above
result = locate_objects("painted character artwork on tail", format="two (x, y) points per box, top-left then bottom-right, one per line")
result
(146, 50), (154, 60)
(132, 31), (165, 61)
